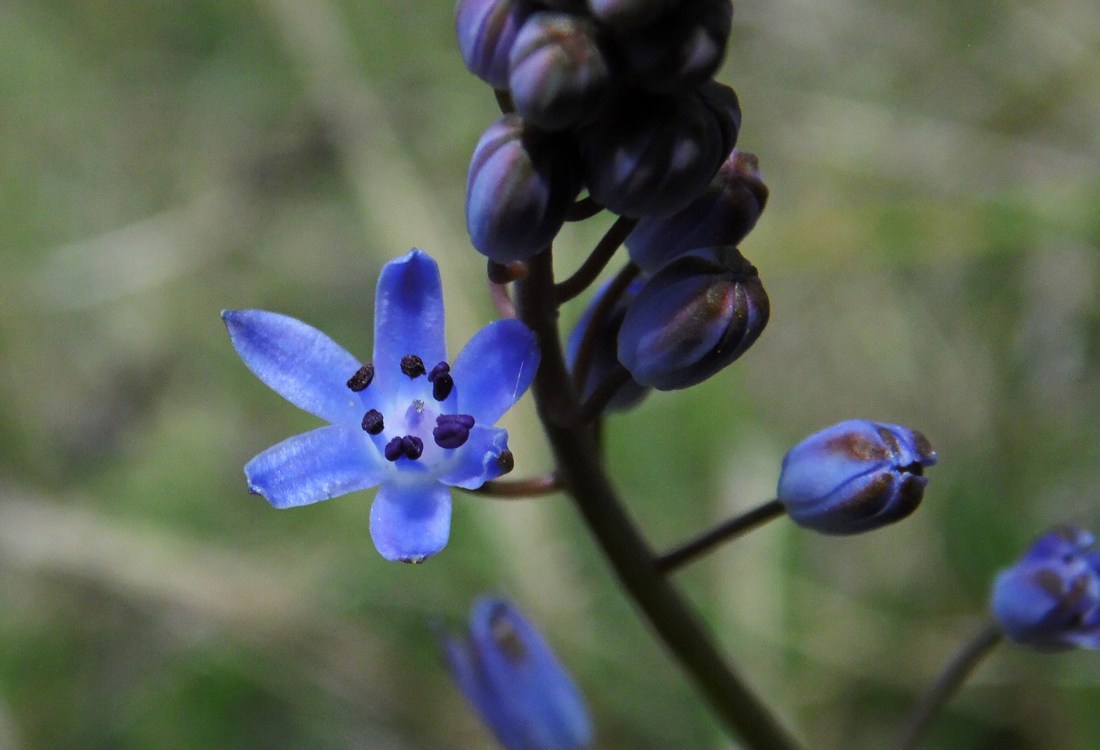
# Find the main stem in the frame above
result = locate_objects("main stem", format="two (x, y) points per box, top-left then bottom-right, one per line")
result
(515, 250), (804, 750)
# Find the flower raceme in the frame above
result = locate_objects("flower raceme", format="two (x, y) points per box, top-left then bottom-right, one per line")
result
(991, 526), (1100, 650)
(222, 249), (539, 563)
(776, 420), (937, 535)
(444, 597), (592, 750)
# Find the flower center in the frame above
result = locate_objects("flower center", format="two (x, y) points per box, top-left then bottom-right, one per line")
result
(347, 355), (476, 462)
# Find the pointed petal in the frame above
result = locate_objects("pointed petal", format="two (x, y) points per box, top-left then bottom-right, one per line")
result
(439, 425), (511, 489)
(245, 424), (383, 508)
(452, 318), (539, 425)
(369, 480), (452, 562)
(373, 250), (447, 376)
(223, 309), (364, 424)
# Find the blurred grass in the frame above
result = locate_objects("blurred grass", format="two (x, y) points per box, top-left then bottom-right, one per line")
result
(1, 0), (1099, 748)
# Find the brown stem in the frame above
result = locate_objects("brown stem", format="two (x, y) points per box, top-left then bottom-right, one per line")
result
(893, 622), (1004, 750)
(515, 249), (805, 750)
(470, 474), (562, 498)
(554, 216), (638, 304)
(656, 499), (786, 574)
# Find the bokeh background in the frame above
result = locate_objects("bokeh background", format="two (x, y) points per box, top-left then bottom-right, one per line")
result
(2, 0), (1099, 748)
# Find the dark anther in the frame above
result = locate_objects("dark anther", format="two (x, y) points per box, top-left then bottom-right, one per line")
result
(400, 354), (426, 378)
(497, 449), (515, 475)
(384, 436), (404, 461)
(428, 361), (454, 401)
(434, 413), (475, 449)
(347, 363), (375, 391)
(385, 435), (425, 461)
(361, 409), (384, 435)
(402, 435), (424, 460)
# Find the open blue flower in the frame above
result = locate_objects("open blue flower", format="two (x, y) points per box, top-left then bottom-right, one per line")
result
(222, 249), (540, 563)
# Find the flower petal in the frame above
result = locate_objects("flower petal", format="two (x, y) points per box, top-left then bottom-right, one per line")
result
(245, 424), (383, 508)
(373, 249), (447, 379)
(452, 318), (539, 425)
(439, 425), (511, 490)
(369, 480), (452, 562)
(223, 309), (364, 424)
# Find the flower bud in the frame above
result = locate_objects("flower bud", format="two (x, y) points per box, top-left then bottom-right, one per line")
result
(617, 247), (768, 389)
(443, 597), (593, 750)
(577, 88), (731, 218)
(697, 81), (742, 162)
(508, 12), (610, 131)
(587, 0), (682, 31)
(991, 526), (1100, 650)
(627, 149), (767, 272)
(456, 0), (528, 89)
(467, 114), (583, 263)
(777, 420), (937, 535)
(566, 278), (649, 412)
(608, 0), (732, 93)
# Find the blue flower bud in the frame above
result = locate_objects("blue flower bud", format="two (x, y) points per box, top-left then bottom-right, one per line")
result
(467, 114), (583, 263)
(577, 88), (732, 218)
(608, 0), (732, 93)
(566, 278), (650, 412)
(627, 149), (767, 272)
(617, 247), (768, 389)
(444, 597), (593, 750)
(991, 526), (1100, 650)
(456, 0), (528, 89)
(508, 12), (610, 131)
(777, 420), (937, 535)
(587, 0), (682, 31)
(697, 81), (742, 165)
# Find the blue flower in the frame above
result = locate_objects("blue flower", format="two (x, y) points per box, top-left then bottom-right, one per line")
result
(443, 597), (592, 750)
(991, 525), (1100, 650)
(222, 249), (540, 563)
(776, 420), (937, 534)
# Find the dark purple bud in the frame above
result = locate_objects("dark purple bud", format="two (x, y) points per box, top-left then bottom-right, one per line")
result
(434, 414), (477, 449)
(540, 0), (587, 9)
(992, 526), (1100, 650)
(456, 0), (528, 88)
(577, 89), (728, 218)
(697, 81), (742, 160)
(347, 363), (375, 391)
(401, 354), (426, 378)
(508, 12), (610, 131)
(617, 247), (768, 389)
(566, 278), (650, 412)
(607, 0), (732, 93)
(428, 361), (455, 401)
(777, 420), (938, 535)
(627, 149), (766, 272)
(467, 114), (583, 263)
(361, 408), (385, 435)
(587, 0), (683, 30)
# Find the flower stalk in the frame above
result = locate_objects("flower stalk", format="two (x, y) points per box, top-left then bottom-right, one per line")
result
(516, 249), (804, 750)
(893, 622), (1004, 750)
(656, 498), (785, 574)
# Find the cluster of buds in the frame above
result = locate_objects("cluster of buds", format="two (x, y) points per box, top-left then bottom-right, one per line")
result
(459, 0), (742, 263)
(458, 0), (772, 395)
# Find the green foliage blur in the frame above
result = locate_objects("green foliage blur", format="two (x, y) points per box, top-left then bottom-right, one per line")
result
(1, 0), (1098, 748)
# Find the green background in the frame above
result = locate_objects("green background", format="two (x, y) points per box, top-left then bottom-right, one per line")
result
(1, 0), (1099, 748)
